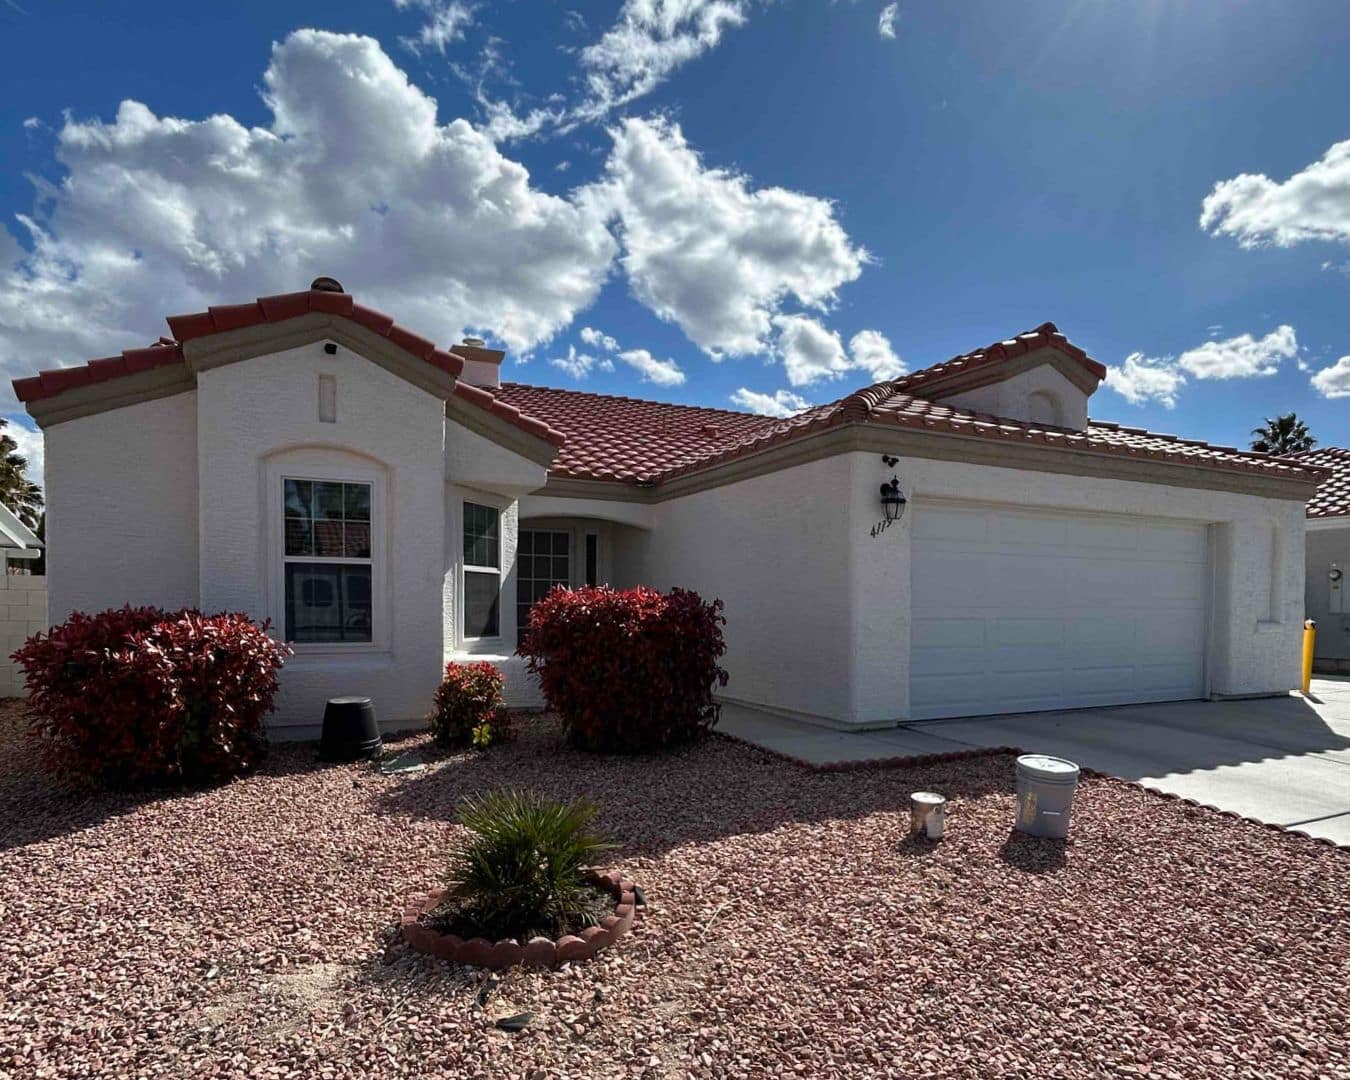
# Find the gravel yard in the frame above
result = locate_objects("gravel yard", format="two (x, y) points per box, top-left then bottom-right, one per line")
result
(2, 701), (1347, 1080)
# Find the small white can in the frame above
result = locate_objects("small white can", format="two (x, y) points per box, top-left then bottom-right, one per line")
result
(910, 791), (947, 839)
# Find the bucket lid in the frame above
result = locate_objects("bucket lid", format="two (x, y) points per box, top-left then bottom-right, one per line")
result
(911, 791), (946, 806)
(1016, 754), (1080, 781)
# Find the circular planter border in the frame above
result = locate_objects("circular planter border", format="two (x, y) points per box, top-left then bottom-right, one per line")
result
(399, 869), (640, 969)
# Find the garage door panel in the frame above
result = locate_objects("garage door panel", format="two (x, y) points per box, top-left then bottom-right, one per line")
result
(1139, 522), (1209, 561)
(914, 505), (991, 544)
(911, 504), (1209, 719)
(1065, 518), (1140, 552)
(1063, 560), (1148, 604)
(1067, 665), (1143, 696)
(911, 551), (986, 608)
(993, 618), (1064, 647)
(995, 512), (1069, 549)
(1066, 617), (1137, 651)
(911, 617), (987, 650)
(985, 557), (1073, 609)
(910, 673), (989, 710)
(1137, 662), (1203, 693)
(911, 644), (997, 677)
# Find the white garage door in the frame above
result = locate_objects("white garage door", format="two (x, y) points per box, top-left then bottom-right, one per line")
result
(910, 502), (1209, 720)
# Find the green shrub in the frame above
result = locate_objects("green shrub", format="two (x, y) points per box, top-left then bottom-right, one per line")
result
(445, 790), (615, 941)
(428, 661), (510, 749)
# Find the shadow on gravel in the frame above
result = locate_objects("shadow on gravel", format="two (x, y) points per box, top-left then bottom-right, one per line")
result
(996, 829), (1069, 874)
(0, 703), (340, 853)
(369, 715), (1017, 860)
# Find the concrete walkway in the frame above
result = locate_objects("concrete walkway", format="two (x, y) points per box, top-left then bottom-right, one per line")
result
(719, 677), (1350, 845)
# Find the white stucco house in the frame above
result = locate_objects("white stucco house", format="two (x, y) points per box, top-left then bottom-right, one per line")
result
(13, 278), (1328, 735)
(1292, 447), (1349, 673)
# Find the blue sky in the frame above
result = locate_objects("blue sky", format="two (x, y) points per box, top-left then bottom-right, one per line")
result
(1, 0), (1347, 483)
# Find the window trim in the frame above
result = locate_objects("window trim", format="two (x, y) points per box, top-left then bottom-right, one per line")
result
(461, 500), (503, 643)
(266, 459), (388, 656)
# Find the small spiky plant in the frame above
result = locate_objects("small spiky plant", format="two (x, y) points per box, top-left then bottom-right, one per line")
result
(447, 790), (615, 940)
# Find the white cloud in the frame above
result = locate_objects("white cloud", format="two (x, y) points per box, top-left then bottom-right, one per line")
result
(475, 98), (565, 143)
(617, 347), (684, 386)
(579, 325), (619, 351)
(1175, 325), (1297, 380)
(395, 0), (476, 55)
(576, 0), (752, 120)
(549, 345), (612, 379)
(1200, 138), (1350, 248)
(771, 318), (905, 388)
(878, 3), (898, 39)
(585, 117), (868, 359)
(0, 31), (618, 408)
(1103, 353), (1187, 409)
(4, 417), (43, 488)
(849, 329), (905, 380)
(1311, 356), (1350, 400)
(1103, 325), (1297, 409)
(774, 314), (850, 387)
(729, 387), (811, 417)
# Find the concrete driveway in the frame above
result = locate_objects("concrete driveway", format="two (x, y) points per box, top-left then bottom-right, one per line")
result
(719, 677), (1350, 845)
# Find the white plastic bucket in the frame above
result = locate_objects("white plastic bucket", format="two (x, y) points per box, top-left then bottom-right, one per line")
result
(1014, 754), (1080, 839)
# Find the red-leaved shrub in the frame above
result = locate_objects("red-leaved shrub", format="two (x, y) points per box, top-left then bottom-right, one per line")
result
(428, 661), (511, 749)
(518, 586), (728, 752)
(13, 606), (291, 786)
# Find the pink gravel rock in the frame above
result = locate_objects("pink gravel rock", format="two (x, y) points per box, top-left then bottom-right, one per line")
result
(1, 702), (1346, 1080)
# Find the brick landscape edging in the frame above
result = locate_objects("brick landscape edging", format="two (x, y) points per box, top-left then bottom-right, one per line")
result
(400, 868), (640, 969)
(721, 734), (1350, 852)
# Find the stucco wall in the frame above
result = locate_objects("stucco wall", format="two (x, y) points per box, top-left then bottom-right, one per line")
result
(940, 360), (1090, 429)
(1306, 524), (1350, 666)
(43, 392), (200, 621)
(197, 341), (450, 734)
(628, 455), (856, 724)
(0, 574), (46, 696)
(849, 451), (1308, 724)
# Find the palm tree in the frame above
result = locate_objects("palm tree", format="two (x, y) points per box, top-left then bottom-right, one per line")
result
(1250, 413), (1316, 456)
(0, 419), (43, 530)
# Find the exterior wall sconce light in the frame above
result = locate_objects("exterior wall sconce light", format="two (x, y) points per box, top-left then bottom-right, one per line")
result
(871, 455), (907, 537)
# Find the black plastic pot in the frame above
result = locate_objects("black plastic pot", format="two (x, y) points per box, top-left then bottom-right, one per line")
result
(319, 696), (383, 762)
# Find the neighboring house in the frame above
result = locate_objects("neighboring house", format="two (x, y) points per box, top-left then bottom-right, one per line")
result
(13, 279), (1327, 734)
(0, 500), (45, 696)
(0, 500), (42, 571)
(1290, 447), (1350, 673)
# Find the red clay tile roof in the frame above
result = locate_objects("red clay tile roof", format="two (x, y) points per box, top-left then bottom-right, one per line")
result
(1288, 448), (1350, 518)
(10, 295), (1327, 490)
(496, 333), (1327, 487)
(889, 321), (1106, 395)
(493, 383), (778, 483)
(12, 287), (565, 448)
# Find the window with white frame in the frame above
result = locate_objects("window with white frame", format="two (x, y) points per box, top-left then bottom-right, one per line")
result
(516, 529), (571, 644)
(463, 502), (501, 639)
(282, 478), (373, 643)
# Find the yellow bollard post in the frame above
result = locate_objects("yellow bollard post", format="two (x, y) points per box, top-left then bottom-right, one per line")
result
(1302, 619), (1317, 695)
